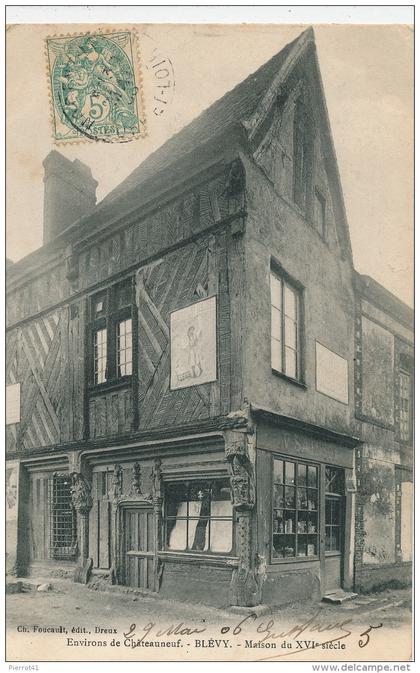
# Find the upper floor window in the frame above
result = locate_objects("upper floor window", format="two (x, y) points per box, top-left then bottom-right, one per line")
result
(399, 368), (412, 442)
(89, 278), (134, 386)
(293, 97), (313, 212)
(270, 270), (302, 382)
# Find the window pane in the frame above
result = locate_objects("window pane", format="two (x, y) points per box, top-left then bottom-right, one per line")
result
(326, 467), (344, 495)
(188, 519), (209, 551)
(298, 537), (307, 557)
(210, 520), (232, 553)
(273, 459), (284, 483)
(326, 498), (341, 525)
(284, 512), (295, 533)
(284, 486), (295, 508)
(308, 466), (317, 488)
(270, 274), (281, 310)
(271, 306), (281, 339)
(117, 318), (133, 377)
(210, 480), (232, 517)
(307, 537), (317, 556)
(167, 518), (187, 550)
(308, 512), (317, 534)
(272, 536), (284, 559)
(297, 512), (307, 533)
(273, 483), (284, 508)
(273, 510), (284, 533)
(285, 347), (297, 379)
(92, 293), (106, 317)
(284, 284), (297, 320)
(271, 338), (282, 371)
(94, 328), (107, 384)
(284, 538), (295, 557)
(285, 462), (295, 485)
(297, 488), (308, 509)
(116, 280), (132, 309)
(308, 489), (318, 511)
(285, 316), (297, 349)
(297, 463), (307, 486)
(327, 527), (340, 552)
(166, 482), (188, 517)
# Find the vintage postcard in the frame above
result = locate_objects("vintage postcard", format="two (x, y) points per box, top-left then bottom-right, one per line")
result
(5, 8), (414, 667)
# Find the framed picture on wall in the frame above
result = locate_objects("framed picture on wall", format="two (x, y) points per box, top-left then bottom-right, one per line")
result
(170, 296), (217, 390)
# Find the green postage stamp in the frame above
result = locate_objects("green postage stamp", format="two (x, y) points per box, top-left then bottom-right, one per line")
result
(46, 31), (145, 143)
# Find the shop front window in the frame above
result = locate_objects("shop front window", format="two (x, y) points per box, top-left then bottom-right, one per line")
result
(272, 458), (319, 560)
(164, 478), (233, 554)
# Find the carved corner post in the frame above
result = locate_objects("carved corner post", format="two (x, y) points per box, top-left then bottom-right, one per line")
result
(70, 471), (93, 583)
(151, 458), (163, 592)
(110, 464), (123, 584)
(226, 158), (246, 215)
(225, 429), (263, 607)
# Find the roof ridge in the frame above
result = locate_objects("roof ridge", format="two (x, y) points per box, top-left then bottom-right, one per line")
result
(100, 29), (308, 207)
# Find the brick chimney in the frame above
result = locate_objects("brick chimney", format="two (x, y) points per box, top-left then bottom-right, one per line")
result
(43, 150), (98, 244)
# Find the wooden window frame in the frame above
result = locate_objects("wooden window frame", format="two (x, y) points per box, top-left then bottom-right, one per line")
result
(48, 473), (77, 561)
(324, 466), (345, 556)
(88, 278), (136, 390)
(270, 265), (305, 385)
(163, 477), (234, 557)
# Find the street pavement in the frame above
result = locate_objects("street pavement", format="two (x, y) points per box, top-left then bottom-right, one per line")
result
(6, 575), (412, 662)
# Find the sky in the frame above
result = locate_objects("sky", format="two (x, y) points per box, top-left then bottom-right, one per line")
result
(6, 23), (413, 305)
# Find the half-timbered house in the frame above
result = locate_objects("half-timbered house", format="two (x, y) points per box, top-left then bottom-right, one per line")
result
(6, 28), (413, 606)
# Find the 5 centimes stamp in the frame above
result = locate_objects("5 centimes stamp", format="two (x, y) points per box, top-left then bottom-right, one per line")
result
(46, 31), (145, 143)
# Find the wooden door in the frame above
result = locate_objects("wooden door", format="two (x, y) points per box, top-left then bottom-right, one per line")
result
(29, 473), (50, 561)
(123, 507), (154, 589)
(89, 471), (113, 569)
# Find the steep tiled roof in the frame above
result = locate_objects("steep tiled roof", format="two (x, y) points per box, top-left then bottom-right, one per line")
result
(102, 32), (301, 205)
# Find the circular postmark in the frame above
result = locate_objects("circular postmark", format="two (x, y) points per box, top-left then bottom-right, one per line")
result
(48, 32), (145, 143)
(142, 33), (175, 118)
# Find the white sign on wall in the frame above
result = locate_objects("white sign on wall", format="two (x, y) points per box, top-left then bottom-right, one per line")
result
(6, 383), (21, 425)
(315, 341), (348, 405)
(170, 296), (217, 390)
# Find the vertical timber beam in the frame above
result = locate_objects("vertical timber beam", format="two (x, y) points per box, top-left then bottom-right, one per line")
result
(225, 425), (264, 607)
(70, 469), (93, 583)
(151, 458), (163, 592)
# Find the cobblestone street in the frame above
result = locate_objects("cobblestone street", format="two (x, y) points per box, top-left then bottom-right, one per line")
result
(6, 576), (412, 662)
